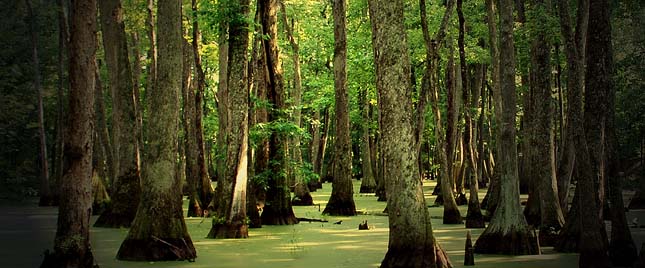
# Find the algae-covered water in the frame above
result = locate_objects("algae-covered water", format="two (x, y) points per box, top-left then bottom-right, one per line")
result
(2, 180), (643, 268)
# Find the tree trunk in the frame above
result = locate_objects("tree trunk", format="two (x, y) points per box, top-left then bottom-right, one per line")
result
(419, 0), (461, 224)
(51, 0), (68, 207)
(528, 0), (565, 247)
(130, 32), (144, 149)
(40, 0), (97, 265)
(94, 0), (142, 228)
(473, 0), (539, 255)
(369, 1), (451, 267)
(259, 0), (298, 225)
(182, 38), (203, 217)
(26, 0), (52, 207)
(359, 86), (377, 193)
(323, 0), (356, 216)
(279, 1), (313, 205)
(207, 0), (251, 239)
(586, 0), (636, 264)
(191, 0), (213, 212)
(213, 1), (229, 210)
(248, 13), (267, 228)
(117, 0), (196, 260)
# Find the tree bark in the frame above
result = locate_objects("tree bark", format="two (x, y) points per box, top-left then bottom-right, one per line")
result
(207, 0), (251, 239)
(473, 0), (539, 255)
(182, 38), (203, 217)
(259, 0), (298, 225)
(369, 1), (452, 267)
(191, 0), (213, 212)
(323, 0), (356, 216)
(586, 0), (637, 264)
(40, 0), (97, 265)
(94, 0), (142, 228)
(117, 0), (196, 261)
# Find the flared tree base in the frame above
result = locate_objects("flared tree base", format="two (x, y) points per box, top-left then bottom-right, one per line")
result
(308, 181), (322, 192)
(41, 249), (97, 268)
(93, 207), (134, 228)
(359, 185), (376, 193)
(608, 238), (638, 267)
(116, 236), (196, 261)
(465, 207), (485, 228)
(443, 207), (463, 224)
(434, 194), (444, 205)
(380, 243), (452, 268)
(323, 196), (357, 216)
(474, 227), (540, 255)
(628, 193), (645, 209)
(207, 223), (249, 239)
(261, 205), (299, 225)
(186, 198), (204, 218)
(292, 193), (314, 206)
(456, 193), (468, 206)
(92, 200), (109, 216)
(538, 226), (560, 247)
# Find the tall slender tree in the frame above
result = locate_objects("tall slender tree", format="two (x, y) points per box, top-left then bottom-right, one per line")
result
(323, 0), (356, 216)
(25, 0), (52, 207)
(473, 0), (539, 255)
(259, 0), (298, 225)
(368, 0), (451, 267)
(94, 0), (142, 228)
(117, 0), (196, 260)
(40, 0), (98, 265)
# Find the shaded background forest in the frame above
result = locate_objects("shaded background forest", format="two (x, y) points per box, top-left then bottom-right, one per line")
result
(0, 0), (643, 203)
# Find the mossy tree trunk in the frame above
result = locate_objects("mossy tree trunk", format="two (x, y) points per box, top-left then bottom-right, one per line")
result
(94, 0), (142, 228)
(323, 0), (356, 217)
(259, 0), (298, 225)
(473, 0), (539, 255)
(116, 0), (196, 261)
(368, 1), (451, 267)
(40, 0), (97, 265)
(207, 0), (251, 239)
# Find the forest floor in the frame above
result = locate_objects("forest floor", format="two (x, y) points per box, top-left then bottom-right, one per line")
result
(2, 180), (644, 268)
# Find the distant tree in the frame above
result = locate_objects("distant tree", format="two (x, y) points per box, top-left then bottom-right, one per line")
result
(368, 0), (451, 267)
(40, 0), (98, 265)
(116, 0), (196, 260)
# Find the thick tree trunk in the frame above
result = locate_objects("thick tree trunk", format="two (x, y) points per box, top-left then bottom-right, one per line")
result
(323, 0), (356, 216)
(473, 0), (539, 255)
(213, 2), (229, 208)
(207, 0), (251, 239)
(528, 0), (564, 247)
(259, 0), (298, 225)
(117, 0), (196, 261)
(95, 0), (142, 228)
(369, 1), (451, 267)
(586, 0), (636, 264)
(40, 0), (97, 265)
